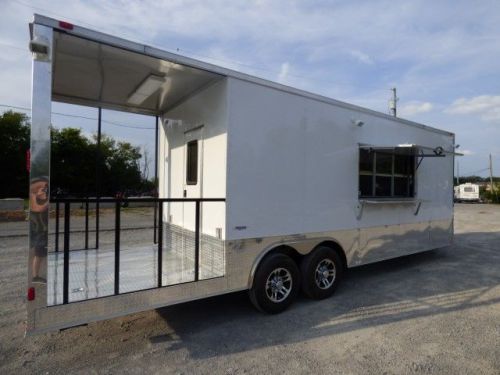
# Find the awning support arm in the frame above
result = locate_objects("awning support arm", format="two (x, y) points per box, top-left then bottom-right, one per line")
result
(416, 150), (446, 170)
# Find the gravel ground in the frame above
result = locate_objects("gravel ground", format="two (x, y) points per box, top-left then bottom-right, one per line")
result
(0, 204), (499, 374)
(0, 207), (156, 238)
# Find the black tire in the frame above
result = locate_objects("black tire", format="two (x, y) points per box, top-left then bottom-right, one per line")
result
(249, 253), (300, 314)
(300, 246), (344, 300)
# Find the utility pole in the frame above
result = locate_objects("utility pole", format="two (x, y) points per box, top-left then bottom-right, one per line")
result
(456, 160), (460, 185)
(490, 153), (496, 197)
(389, 87), (398, 117)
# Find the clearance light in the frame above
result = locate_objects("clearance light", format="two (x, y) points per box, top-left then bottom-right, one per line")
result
(59, 21), (74, 30)
(127, 74), (165, 106)
(27, 287), (35, 301)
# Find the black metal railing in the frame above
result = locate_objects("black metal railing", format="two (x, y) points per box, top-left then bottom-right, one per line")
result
(54, 200), (93, 252)
(51, 197), (225, 305)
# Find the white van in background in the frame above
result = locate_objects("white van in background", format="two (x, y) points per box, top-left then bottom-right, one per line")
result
(454, 183), (480, 203)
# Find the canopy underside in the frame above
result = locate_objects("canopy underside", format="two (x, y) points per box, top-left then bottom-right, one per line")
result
(52, 31), (223, 115)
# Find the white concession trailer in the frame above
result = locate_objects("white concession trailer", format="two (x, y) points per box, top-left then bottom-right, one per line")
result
(27, 14), (457, 334)
(454, 183), (480, 202)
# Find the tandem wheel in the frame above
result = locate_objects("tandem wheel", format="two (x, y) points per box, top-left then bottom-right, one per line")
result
(249, 253), (300, 314)
(300, 245), (344, 300)
(249, 246), (345, 313)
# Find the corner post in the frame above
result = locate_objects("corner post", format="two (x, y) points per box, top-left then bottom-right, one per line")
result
(27, 23), (53, 333)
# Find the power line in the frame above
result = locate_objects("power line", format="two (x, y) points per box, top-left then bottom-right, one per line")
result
(52, 112), (155, 130)
(10, 0), (102, 31)
(179, 47), (388, 92)
(9, 0), (386, 93)
(0, 104), (30, 112)
(0, 104), (155, 130)
(0, 42), (29, 52)
(11, 0), (285, 80)
(460, 167), (490, 176)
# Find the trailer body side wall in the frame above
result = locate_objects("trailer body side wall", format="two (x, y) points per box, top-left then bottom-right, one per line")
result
(159, 79), (228, 236)
(225, 78), (453, 289)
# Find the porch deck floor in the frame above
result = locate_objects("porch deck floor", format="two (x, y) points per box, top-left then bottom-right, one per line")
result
(47, 244), (224, 306)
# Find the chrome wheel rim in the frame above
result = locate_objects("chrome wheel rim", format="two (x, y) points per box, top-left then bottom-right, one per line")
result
(266, 268), (293, 303)
(315, 259), (336, 289)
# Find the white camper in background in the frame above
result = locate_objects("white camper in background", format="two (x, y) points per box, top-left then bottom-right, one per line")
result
(27, 15), (458, 334)
(454, 183), (480, 202)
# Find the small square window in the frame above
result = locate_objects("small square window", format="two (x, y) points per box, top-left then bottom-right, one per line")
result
(394, 154), (412, 175)
(359, 149), (374, 173)
(375, 176), (392, 196)
(376, 153), (392, 174)
(359, 175), (373, 196)
(394, 177), (409, 196)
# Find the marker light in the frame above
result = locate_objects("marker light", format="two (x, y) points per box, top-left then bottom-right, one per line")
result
(27, 287), (35, 301)
(59, 21), (74, 30)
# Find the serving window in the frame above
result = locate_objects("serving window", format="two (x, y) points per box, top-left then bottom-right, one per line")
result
(359, 147), (415, 198)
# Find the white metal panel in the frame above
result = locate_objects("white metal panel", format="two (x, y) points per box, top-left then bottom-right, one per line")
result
(160, 80), (228, 237)
(226, 78), (454, 241)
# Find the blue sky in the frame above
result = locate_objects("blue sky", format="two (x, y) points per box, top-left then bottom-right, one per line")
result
(1, 0), (500, 177)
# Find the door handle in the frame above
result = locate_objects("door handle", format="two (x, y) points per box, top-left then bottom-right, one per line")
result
(183, 189), (187, 198)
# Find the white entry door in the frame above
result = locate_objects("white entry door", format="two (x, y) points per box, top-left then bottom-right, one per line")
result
(183, 126), (203, 232)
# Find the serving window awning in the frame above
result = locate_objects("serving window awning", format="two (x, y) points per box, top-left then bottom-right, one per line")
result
(359, 143), (463, 169)
(360, 144), (419, 155)
(52, 31), (224, 115)
(359, 143), (463, 156)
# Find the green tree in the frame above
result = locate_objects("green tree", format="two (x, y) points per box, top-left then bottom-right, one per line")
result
(51, 127), (96, 196)
(0, 111), (30, 198)
(2, 110), (153, 198)
(97, 135), (143, 195)
(52, 131), (144, 197)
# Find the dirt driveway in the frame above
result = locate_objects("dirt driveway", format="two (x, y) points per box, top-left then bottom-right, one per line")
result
(0, 204), (499, 374)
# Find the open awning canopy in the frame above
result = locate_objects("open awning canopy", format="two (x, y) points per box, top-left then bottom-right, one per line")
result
(52, 31), (224, 115)
(359, 143), (463, 157)
(359, 143), (463, 170)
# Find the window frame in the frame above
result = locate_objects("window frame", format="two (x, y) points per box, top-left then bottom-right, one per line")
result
(186, 139), (198, 186)
(358, 147), (416, 199)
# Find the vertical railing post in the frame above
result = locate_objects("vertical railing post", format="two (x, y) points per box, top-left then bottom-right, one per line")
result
(153, 116), (159, 244)
(55, 200), (60, 252)
(157, 200), (163, 288)
(84, 200), (89, 250)
(114, 199), (120, 295)
(63, 202), (70, 304)
(195, 200), (200, 281)
(95, 201), (100, 249)
(95, 107), (102, 250)
(153, 203), (158, 244)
